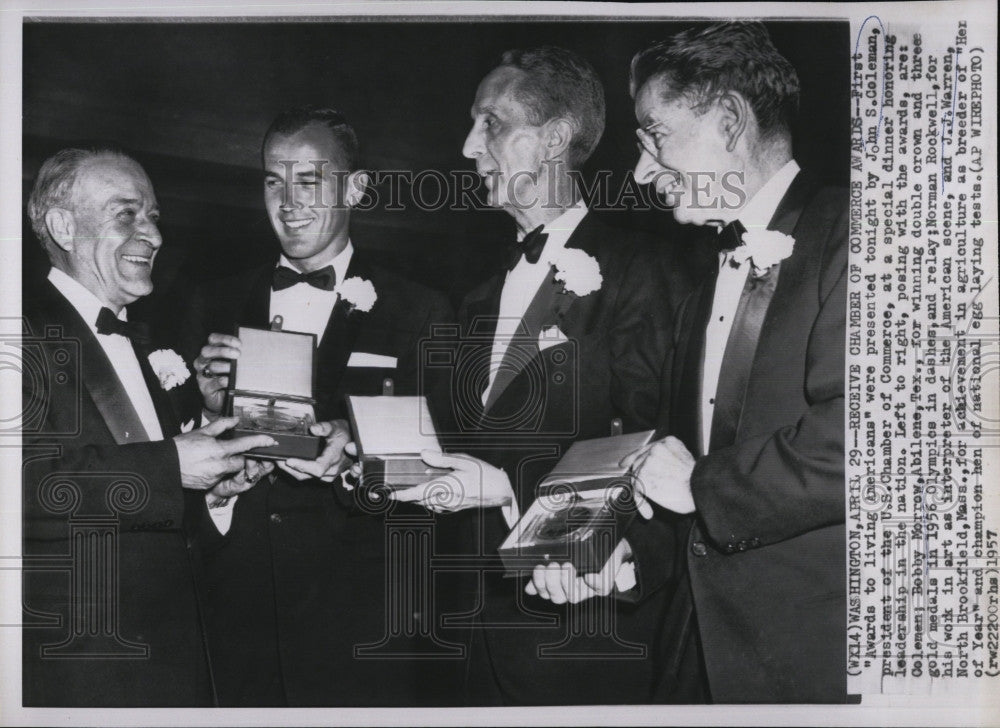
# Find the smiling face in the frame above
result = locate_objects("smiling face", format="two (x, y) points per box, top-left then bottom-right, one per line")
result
(263, 122), (353, 272)
(462, 66), (550, 212)
(632, 80), (737, 225)
(65, 157), (162, 310)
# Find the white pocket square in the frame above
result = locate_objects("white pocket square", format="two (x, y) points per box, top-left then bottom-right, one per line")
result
(347, 352), (398, 368)
(538, 325), (569, 351)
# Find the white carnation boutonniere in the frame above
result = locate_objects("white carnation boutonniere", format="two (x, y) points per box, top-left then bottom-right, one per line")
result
(336, 277), (378, 313)
(148, 349), (191, 391)
(732, 230), (796, 277)
(548, 248), (603, 297)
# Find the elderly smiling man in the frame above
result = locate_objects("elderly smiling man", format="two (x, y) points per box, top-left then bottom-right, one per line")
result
(21, 148), (275, 706)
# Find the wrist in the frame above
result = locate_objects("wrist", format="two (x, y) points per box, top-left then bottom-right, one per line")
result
(496, 468), (515, 507)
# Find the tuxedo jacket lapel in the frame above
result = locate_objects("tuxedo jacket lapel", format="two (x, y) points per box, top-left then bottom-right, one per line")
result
(457, 276), (503, 419)
(40, 281), (151, 445)
(708, 267), (778, 451)
(243, 257), (367, 417)
(131, 338), (181, 436)
(463, 277), (503, 343)
(708, 171), (816, 448)
(483, 269), (564, 412)
(553, 213), (601, 335)
(740, 172), (816, 389)
(315, 256), (368, 414)
(768, 171), (816, 238)
(240, 266), (274, 330)
(483, 212), (599, 414)
(738, 173), (820, 424)
(672, 263), (718, 457)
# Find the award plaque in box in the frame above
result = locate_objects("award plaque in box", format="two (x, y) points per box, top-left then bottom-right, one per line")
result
(224, 325), (323, 460)
(346, 395), (451, 490)
(498, 429), (656, 576)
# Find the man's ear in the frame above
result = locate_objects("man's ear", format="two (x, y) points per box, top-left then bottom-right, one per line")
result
(543, 117), (575, 161)
(44, 208), (76, 251)
(345, 170), (370, 208)
(716, 91), (751, 153)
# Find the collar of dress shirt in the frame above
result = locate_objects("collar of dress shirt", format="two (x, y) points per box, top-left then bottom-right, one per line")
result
(517, 199), (589, 266)
(277, 240), (354, 287)
(734, 158), (800, 233)
(48, 266), (128, 333)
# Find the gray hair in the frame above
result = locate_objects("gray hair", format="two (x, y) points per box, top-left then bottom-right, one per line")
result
(629, 22), (800, 140)
(497, 46), (606, 168)
(27, 147), (133, 257)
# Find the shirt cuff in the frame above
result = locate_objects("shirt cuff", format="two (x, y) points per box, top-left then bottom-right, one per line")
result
(614, 559), (637, 592)
(612, 538), (637, 592)
(206, 493), (238, 534)
(499, 497), (521, 530)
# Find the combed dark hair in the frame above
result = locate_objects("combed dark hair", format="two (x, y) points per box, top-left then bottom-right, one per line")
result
(26, 147), (133, 255)
(629, 22), (800, 138)
(497, 46), (606, 168)
(262, 105), (361, 172)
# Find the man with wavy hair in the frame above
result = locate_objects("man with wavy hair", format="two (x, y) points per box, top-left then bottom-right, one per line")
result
(534, 22), (849, 703)
(627, 22), (847, 703)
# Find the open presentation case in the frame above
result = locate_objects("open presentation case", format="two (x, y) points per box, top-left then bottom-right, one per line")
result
(498, 429), (655, 576)
(346, 395), (451, 490)
(224, 325), (323, 460)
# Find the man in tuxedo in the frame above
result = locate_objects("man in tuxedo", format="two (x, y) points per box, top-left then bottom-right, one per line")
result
(178, 106), (455, 706)
(21, 148), (277, 706)
(535, 23), (848, 703)
(394, 47), (693, 704)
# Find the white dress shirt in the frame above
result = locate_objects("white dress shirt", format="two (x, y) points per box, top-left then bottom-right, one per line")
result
(700, 159), (800, 453)
(482, 200), (589, 406)
(269, 242), (354, 340)
(209, 242), (354, 534)
(48, 267), (164, 442)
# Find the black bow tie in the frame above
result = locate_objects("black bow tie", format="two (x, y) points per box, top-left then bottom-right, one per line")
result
(716, 219), (747, 253)
(272, 265), (337, 292)
(95, 307), (150, 345)
(506, 225), (548, 270)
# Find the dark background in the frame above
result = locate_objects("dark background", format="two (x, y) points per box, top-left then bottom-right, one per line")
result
(22, 18), (850, 326)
